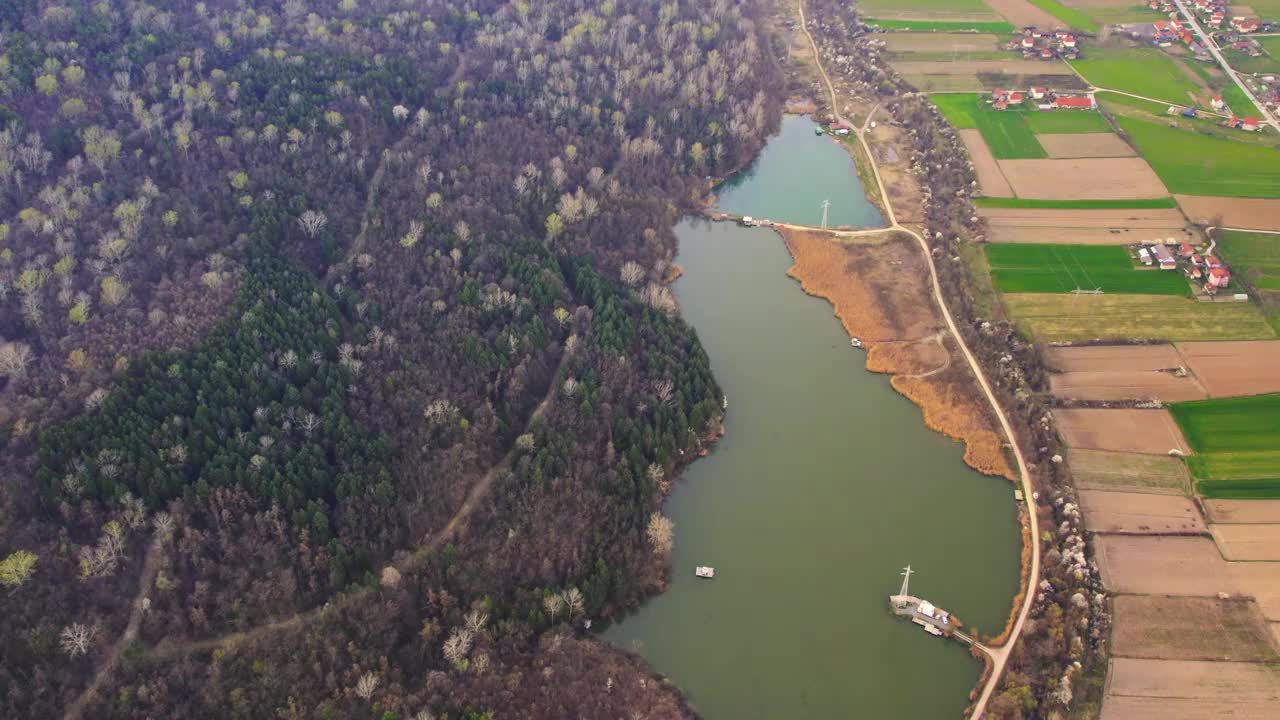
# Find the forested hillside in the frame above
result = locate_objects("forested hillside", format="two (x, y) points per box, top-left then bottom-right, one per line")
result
(0, 0), (783, 716)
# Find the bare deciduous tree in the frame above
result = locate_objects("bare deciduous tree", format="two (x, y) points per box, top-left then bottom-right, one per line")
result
(297, 210), (328, 238)
(354, 671), (378, 700)
(59, 623), (95, 658)
(620, 261), (644, 287)
(646, 512), (675, 556)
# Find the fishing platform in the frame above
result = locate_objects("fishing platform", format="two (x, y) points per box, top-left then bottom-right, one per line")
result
(889, 566), (964, 640)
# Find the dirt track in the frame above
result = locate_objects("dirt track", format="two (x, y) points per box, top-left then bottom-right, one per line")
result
(995, 158), (1168, 200)
(782, 228), (1015, 479)
(1054, 408), (1190, 455)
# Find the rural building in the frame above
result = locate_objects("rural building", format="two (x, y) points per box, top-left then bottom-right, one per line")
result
(828, 122), (851, 135)
(1007, 91), (1025, 105)
(1205, 255), (1223, 269)
(1139, 248), (1153, 265)
(1207, 267), (1231, 288)
(1152, 244), (1177, 270)
(1211, 95), (1225, 111)
(1191, 254), (1203, 266)
(1178, 243), (1194, 257)
(1055, 95), (1096, 110)
(1030, 86), (1047, 100)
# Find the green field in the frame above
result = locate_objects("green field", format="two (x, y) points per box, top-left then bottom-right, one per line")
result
(858, 0), (995, 16)
(973, 197), (1177, 209)
(1171, 394), (1280, 497)
(1221, 84), (1264, 118)
(1219, 231), (1280, 292)
(866, 18), (1017, 33)
(1023, 110), (1111, 134)
(986, 243), (1191, 295)
(931, 93), (982, 127)
(1027, 0), (1100, 32)
(1002, 293), (1278, 342)
(974, 111), (1046, 158)
(1262, 36), (1280, 59)
(1070, 48), (1205, 106)
(1115, 116), (1280, 198)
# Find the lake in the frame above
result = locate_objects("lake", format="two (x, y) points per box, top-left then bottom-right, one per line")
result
(605, 117), (1019, 718)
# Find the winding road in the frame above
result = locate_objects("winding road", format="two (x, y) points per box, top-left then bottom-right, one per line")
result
(797, 2), (1040, 718)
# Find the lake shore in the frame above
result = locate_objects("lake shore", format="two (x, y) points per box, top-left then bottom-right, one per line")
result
(781, 226), (1016, 481)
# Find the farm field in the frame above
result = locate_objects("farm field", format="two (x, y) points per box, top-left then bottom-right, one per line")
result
(858, 0), (997, 19)
(1026, 0), (1100, 31)
(1222, 84), (1264, 118)
(1022, 110), (1111, 133)
(1176, 341), (1280, 397)
(1070, 48), (1207, 107)
(975, 197), (1174, 209)
(1211, 523), (1280, 561)
(959, 129), (1015, 196)
(1069, 448), (1192, 494)
(880, 32), (1002, 54)
(1111, 595), (1278, 661)
(1103, 658), (1280, 720)
(1059, 0), (1164, 25)
(1170, 394), (1280, 496)
(1116, 116), (1280, 198)
(1215, 230), (1280, 292)
(985, 243), (1190, 294)
(1091, 535), (1236, 596)
(1176, 197), (1280, 231)
(1047, 363), (1206, 401)
(995, 157), (1167, 199)
(984, 0), (1061, 26)
(1001, 292), (1278, 342)
(1036, 132), (1136, 158)
(1054, 407), (1191, 454)
(1206, 499), (1280, 524)
(978, 206), (1191, 244)
(867, 19), (1017, 32)
(1078, 490), (1205, 533)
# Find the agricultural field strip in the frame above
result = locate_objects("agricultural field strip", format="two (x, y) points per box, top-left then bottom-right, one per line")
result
(1115, 116), (1280, 199)
(1002, 293), (1278, 342)
(985, 243), (1190, 294)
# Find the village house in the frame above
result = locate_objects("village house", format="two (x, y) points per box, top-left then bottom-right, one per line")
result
(1152, 243), (1178, 270)
(1211, 95), (1225, 111)
(1178, 243), (1194, 257)
(1054, 95), (1096, 110)
(1207, 266), (1232, 288)
(1205, 255), (1223, 269)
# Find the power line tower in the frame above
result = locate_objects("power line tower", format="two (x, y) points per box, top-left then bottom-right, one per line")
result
(820, 198), (830, 229)
(899, 565), (913, 597)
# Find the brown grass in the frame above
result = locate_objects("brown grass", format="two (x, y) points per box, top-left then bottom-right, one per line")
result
(996, 158), (1169, 200)
(781, 227), (1015, 479)
(1176, 196), (1280, 231)
(1037, 133), (1137, 158)
(1078, 490), (1205, 534)
(1175, 341), (1280, 397)
(960, 129), (1014, 197)
(1054, 408), (1191, 455)
(1112, 595), (1279, 661)
(1092, 535), (1236, 596)
(1069, 449), (1192, 495)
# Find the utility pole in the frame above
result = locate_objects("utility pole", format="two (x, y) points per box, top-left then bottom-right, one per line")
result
(899, 565), (913, 597)
(820, 198), (830, 229)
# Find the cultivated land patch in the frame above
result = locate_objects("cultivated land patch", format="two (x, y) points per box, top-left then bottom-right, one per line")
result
(868, 19), (1018, 33)
(1228, 562), (1280, 623)
(1070, 48), (1206, 106)
(1046, 343), (1183, 372)
(1170, 394), (1280, 496)
(1037, 132), (1136, 158)
(994, 157), (1168, 200)
(1021, 111), (1112, 134)
(1078, 490), (1205, 534)
(1092, 535), (1235, 596)
(985, 0), (1062, 27)
(1111, 595), (1279, 661)
(858, 0), (998, 21)
(1212, 524), (1280, 561)
(1054, 407), (1190, 455)
(1216, 230), (1280, 292)
(1175, 341), (1280, 397)
(978, 206), (1191, 245)
(959, 129), (1015, 197)
(1069, 449), (1191, 494)
(1103, 658), (1280, 720)
(985, 243), (1190, 295)
(880, 32), (1002, 54)
(1001, 293), (1278, 342)
(892, 59), (1066, 76)
(1206, 499), (1280, 525)
(1116, 116), (1280, 198)
(1175, 196), (1280, 231)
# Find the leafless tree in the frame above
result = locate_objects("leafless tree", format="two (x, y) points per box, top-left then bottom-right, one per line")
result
(646, 512), (675, 556)
(59, 623), (96, 658)
(297, 210), (328, 238)
(0, 340), (33, 377)
(620, 261), (644, 287)
(354, 671), (378, 700)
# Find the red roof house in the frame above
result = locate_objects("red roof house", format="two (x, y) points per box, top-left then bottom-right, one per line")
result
(1007, 91), (1025, 105)
(1205, 255), (1222, 269)
(1207, 267), (1231, 288)
(1242, 117), (1260, 131)
(1030, 86), (1047, 100)
(1062, 35), (1076, 48)
(1055, 95), (1096, 109)
(1179, 243), (1194, 257)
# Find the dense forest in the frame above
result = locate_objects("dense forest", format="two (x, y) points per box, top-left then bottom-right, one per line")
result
(0, 0), (783, 717)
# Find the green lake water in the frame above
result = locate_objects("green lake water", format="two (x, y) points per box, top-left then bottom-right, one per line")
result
(605, 118), (1019, 718)
(714, 114), (886, 229)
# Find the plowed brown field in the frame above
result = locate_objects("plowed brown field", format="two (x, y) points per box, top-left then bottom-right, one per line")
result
(1093, 535), (1236, 596)
(1111, 595), (1279, 661)
(1078, 490), (1204, 534)
(985, 0), (1061, 26)
(1103, 658), (1280, 720)
(1055, 408), (1190, 455)
(1045, 344), (1208, 401)
(1175, 195), (1280, 231)
(1037, 133), (1137, 158)
(979, 206), (1189, 244)
(995, 158), (1168, 200)
(960, 129), (1013, 197)
(1206, 499), (1280, 524)
(1211, 524), (1280, 561)
(1175, 340), (1280, 397)
(782, 228), (1014, 479)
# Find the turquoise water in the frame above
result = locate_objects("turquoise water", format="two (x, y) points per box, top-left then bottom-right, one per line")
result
(605, 138), (1018, 718)
(714, 114), (886, 229)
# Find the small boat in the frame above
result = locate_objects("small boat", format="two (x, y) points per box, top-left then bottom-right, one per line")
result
(850, 337), (864, 348)
(695, 566), (715, 579)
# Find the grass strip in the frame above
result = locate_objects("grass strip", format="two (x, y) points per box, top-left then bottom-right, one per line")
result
(1026, 0), (1100, 32)
(1197, 478), (1280, 499)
